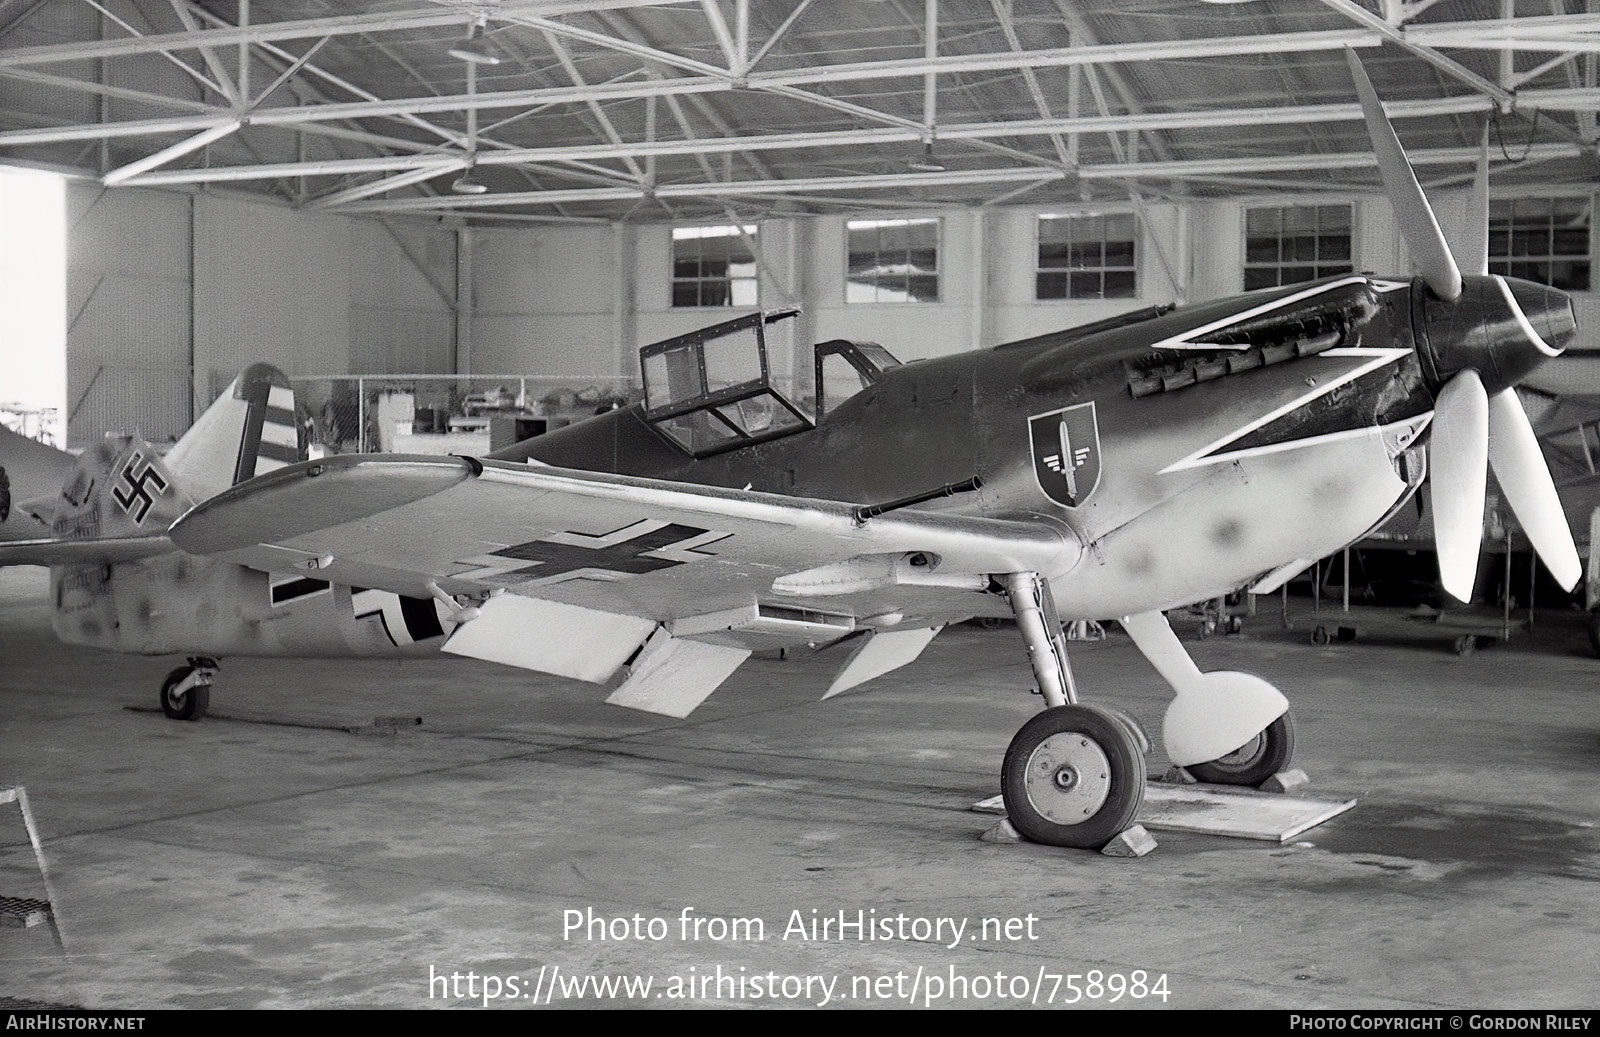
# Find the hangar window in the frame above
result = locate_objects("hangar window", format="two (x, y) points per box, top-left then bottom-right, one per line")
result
(672, 224), (758, 307)
(1037, 212), (1137, 300)
(846, 218), (940, 303)
(1489, 196), (1591, 291)
(1243, 204), (1352, 290)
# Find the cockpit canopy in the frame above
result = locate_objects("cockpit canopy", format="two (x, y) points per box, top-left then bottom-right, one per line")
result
(641, 309), (812, 457)
(640, 309), (901, 457)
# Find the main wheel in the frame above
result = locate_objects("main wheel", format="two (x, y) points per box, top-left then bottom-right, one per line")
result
(1185, 711), (1295, 786)
(1000, 704), (1146, 849)
(160, 666), (210, 721)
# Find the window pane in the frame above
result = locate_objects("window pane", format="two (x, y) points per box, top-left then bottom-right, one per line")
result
(1244, 267), (1278, 290)
(1551, 261), (1590, 291)
(1104, 270), (1137, 298)
(1038, 241), (1070, 269)
(1245, 238), (1279, 264)
(908, 274), (939, 302)
(1069, 272), (1101, 298)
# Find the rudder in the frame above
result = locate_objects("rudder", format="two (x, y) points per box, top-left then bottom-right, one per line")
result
(164, 363), (301, 502)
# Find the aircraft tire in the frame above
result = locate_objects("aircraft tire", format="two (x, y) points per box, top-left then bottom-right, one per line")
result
(1185, 711), (1294, 787)
(1587, 612), (1600, 659)
(160, 666), (210, 722)
(1000, 704), (1145, 849)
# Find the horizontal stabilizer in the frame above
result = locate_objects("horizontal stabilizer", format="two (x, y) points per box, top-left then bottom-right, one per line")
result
(440, 593), (655, 683)
(15, 494), (57, 527)
(606, 627), (749, 717)
(0, 535), (173, 567)
(823, 625), (943, 699)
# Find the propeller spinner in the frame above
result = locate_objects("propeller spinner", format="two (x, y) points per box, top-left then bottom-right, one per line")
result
(1347, 50), (1582, 602)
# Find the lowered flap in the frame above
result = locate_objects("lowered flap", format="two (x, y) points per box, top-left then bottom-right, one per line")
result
(823, 625), (943, 699)
(440, 594), (655, 683)
(605, 627), (750, 718)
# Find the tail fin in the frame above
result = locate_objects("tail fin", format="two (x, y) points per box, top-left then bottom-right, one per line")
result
(165, 363), (301, 502)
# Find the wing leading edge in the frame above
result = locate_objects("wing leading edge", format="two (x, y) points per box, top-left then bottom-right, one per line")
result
(170, 454), (1079, 715)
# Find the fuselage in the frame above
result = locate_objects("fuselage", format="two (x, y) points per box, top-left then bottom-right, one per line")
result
(46, 271), (1575, 656)
(505, 275), (1446, 615)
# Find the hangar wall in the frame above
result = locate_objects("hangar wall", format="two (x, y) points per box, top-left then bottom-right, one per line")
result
(64, 183), (1599, 444)
(65, 184), (456, 447)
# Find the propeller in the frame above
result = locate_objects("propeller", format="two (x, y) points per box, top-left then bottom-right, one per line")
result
(1346, 49), (1582, 601)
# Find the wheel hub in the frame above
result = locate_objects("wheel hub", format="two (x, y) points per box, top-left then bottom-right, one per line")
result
(1024, 733), (1112, 824)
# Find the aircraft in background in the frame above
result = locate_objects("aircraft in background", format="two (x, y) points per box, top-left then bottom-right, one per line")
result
(0, 53), (1584, 850)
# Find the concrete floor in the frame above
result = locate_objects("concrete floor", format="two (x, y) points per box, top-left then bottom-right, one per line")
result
(1, 564), (1598, 1010)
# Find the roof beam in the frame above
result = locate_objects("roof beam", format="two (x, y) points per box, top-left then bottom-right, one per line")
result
(0, 1), (680, 66)
(35, 91), (1572, 168)
(1316, 0), (1513, 106)
(15, 20), (1600, 142)
(324, 140), (1580, 215)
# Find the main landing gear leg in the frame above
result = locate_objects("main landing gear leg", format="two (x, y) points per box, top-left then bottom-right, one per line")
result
(1118, 610), (1295, 786)
(160, 657), (218, 721)
(997, 573), (1147, 849)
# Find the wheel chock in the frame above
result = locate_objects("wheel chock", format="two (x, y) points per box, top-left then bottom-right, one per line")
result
(1159, 765), (1198, 785)
(1100, 824), (1158, 858)
(1259, 768), (1310, 794)
(980, 818), (1024, 843)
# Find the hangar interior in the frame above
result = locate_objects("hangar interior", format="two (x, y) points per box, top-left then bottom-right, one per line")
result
(2, 0), (1600, 1012)
(4, 0), (1598, 445)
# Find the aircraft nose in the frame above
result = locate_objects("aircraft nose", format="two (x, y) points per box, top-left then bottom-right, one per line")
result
(1501, 277), (1576, 356)
(1418, 275), (1576, 395)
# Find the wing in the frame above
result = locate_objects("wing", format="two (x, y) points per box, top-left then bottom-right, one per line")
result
(171, 454), (1079, 715)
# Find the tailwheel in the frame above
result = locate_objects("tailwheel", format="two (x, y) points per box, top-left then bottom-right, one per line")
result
(159, 659), (216, 721)
(1185, 711), (1295, 787)
(1001, 704), (1146, 849)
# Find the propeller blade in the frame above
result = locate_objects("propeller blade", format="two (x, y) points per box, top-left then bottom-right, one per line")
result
(1458, 124), (1490, 278)
(1345, 49), (1463, 302)
(1431, 369), (1489, 602)
(1487, 388), (1582, 590)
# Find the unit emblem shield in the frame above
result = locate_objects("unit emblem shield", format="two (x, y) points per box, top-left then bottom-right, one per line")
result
(1029, 402), (1101, 508)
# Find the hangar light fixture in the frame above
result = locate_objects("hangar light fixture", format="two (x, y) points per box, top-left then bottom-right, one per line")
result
(908, 141), (946, 173)
(447, 16), (499, 65)
(451, 165), (489, 194)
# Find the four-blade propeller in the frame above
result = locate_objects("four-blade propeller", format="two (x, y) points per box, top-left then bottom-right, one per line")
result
(1346, 50), (1582, 602)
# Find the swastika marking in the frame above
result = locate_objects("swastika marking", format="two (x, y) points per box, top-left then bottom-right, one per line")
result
(111, 451), (169, 524)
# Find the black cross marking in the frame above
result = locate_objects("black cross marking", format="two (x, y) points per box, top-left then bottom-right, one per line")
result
(111, 452), (169, 524)
(491, 522), (724, 582)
